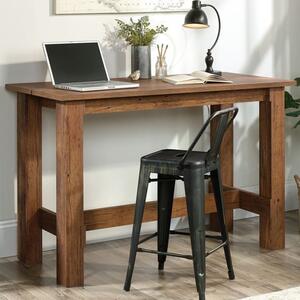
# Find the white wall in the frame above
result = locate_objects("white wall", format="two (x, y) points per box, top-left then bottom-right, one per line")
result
(1, 0), (300, 257)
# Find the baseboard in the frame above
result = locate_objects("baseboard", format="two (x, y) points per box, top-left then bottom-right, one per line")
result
(0, 220), (17, 258)
(1, 182), (298, 258)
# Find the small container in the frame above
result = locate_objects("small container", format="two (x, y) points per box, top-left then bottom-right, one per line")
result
(131, 46), (152, 79)
(155, 56), (167, 79)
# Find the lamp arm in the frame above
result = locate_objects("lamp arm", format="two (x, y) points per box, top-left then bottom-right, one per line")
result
(202, 4), (221, 52)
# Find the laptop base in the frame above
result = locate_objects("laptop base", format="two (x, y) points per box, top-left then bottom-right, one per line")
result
(55, 80), (139, 92)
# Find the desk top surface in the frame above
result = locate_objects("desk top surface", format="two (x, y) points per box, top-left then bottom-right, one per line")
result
(6, 73), (294, 102)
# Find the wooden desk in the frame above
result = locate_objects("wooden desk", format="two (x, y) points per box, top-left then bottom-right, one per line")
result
(6, 73), (294, 288)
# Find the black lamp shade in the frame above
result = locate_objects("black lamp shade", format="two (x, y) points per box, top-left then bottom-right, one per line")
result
(183, 0), (209, 29)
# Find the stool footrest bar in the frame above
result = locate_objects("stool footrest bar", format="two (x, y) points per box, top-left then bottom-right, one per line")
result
(138, 231), (224, 246)
(149, 176), (184, 183)
(170, 230), (190, 236)
(137, 247), (193, 260)
(138, 233), (158, 245)
(170, 230), (223, 241)
(137, 241), (228, 260)
(206, 241), (227, 256)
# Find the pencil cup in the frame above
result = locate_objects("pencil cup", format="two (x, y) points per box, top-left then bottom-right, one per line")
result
(155, 57), (167, 79)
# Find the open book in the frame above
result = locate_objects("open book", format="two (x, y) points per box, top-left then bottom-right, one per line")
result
(162, 71), (233, 85)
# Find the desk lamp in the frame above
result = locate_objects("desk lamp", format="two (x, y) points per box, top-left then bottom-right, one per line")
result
(183, 0), (222, 75)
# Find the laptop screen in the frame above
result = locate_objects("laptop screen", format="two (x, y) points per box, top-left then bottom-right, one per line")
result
(44, 42), (108, 84)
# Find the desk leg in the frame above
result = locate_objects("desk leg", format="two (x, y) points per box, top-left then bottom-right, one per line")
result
(17, 94), (42, 267)
(259, 88), (285, 250)
(209, 104), (234, 232)
(56, 103), (85, 287)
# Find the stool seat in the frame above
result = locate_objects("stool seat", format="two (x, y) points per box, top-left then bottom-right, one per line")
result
(142, 149), (207, 168)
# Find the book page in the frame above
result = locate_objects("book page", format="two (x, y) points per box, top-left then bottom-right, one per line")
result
(191, 71), (213, 80)
(165, 75), (198, 82)
(163, 74), (205, 85)
(191, 71), (233, 83)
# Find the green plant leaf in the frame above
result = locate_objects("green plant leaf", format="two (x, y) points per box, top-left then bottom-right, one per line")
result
(294, 120), (300, 128)
(285, 91), (300, 109)
(286, 110), (300, 117)
(115, 16), (167, 46)
(295, 78), (300, 86)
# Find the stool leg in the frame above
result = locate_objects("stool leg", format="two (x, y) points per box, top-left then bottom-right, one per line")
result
(124, 164), (151, 291)
(157, 174), (175, 270)
(211, 167), (235, 280)
(184, 169), (206, 300)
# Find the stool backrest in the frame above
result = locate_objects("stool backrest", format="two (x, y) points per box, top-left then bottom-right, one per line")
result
(179, 107), (238, 167)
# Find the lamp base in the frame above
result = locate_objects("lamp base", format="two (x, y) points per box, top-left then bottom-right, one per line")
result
(205, 49), (222, 76)
(205, 69), (222, 76)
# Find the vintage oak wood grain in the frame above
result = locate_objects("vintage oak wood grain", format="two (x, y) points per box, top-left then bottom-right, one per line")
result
(209, 104), (234, 233)
(17, 94), (42, 267)
(259, 88), (285, 250)
(56, 103), (85, 287)
(6, 73), (294, 287)
(39, 189), (240, 235)
(6, 73), (293, 101)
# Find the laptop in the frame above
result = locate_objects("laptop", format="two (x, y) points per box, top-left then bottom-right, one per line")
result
(43, 41), (139, 92)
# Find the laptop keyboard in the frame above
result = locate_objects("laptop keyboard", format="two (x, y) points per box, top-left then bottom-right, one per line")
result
(70, 81), (112, 87)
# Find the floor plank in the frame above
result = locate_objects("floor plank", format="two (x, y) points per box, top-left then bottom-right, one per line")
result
(1, 211), (300, 300)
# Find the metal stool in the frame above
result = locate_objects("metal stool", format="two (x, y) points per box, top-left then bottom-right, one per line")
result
(124, 107), (238, 300)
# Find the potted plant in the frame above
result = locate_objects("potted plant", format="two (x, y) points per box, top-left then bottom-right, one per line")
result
(285, 78), (300, 127)
(285, 78), (300, 228)
(115, 16), (168, 79)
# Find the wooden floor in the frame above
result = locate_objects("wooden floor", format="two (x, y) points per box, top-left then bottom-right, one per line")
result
(1, 211), (300, 300)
